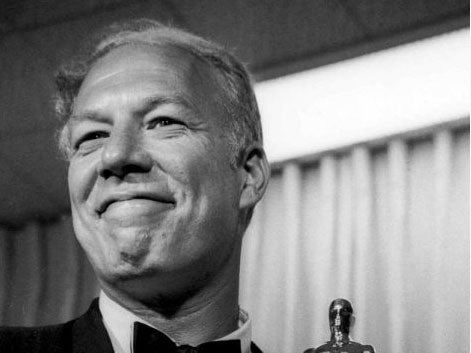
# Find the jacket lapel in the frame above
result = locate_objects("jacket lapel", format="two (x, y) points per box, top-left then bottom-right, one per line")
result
(71, 298), (114, 353)
(251, 341), (263, 353)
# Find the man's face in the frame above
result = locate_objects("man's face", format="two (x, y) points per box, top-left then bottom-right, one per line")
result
(67, 45), (244, 292)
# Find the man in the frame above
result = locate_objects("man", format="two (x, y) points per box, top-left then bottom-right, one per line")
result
(0, 18), (270, 353)
(303, 299), (375, 353)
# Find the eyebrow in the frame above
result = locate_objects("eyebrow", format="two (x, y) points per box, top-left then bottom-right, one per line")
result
(137, 94), (197, 115)
(69, 94), (197, 125)
(69, 112), (111, 125)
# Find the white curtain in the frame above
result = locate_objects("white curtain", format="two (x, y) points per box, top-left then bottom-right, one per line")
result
(0, 218), (100, 326)
(0, 120), (468, 353)
(240, 120), (469, 353)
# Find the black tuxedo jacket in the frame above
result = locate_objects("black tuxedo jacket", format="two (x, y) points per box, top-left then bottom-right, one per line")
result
(0, 299), (263, 353)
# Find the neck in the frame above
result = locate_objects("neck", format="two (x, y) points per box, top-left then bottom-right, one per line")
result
(330, 331), (350, 343)
(100, 252), (241, 346)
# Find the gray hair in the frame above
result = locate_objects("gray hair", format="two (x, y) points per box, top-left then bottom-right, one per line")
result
(55, 18), (263, 167)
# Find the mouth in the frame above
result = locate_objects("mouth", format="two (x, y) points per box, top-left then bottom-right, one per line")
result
(97, 194), (175, 216)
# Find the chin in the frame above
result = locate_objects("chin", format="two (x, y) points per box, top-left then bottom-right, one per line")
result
(108, 226), (157, 259)
(91, 246), (153, 281)
(100, 245), (176, 276)
(99, 257), (155, 283)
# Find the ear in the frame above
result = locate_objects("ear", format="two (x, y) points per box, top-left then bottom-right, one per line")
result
(238, 143), (270, 210)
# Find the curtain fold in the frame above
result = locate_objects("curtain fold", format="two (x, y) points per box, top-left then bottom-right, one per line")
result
(384, 139), (407, 352)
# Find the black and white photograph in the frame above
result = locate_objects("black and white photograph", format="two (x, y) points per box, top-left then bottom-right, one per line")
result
(0, 1), (468, 352)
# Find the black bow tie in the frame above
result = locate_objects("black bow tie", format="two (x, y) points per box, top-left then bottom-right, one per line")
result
(133, 321), (242, 353)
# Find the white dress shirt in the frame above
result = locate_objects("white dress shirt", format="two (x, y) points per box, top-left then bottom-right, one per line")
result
(99, 291), (252, 353)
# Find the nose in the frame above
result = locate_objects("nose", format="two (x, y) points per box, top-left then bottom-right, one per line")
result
(97, 127), (152, 179)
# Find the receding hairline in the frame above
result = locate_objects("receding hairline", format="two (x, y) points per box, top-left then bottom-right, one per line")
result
(88, 29), (233, 85)
(78, 42), (224, 98)
(73, 41), (235, 124)
(90, 40), (208, 73)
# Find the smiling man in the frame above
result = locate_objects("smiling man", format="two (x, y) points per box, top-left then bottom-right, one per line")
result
(0, 19), (269, 353)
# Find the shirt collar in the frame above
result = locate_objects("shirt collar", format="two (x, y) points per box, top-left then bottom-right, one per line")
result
(99, 291), (252, 353)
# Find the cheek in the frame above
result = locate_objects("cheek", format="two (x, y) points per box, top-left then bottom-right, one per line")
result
(177, 154), (240, 225)
(68, 157), (99, 205)
(170, 150), (231, 200)
(68, 164), (82, 206)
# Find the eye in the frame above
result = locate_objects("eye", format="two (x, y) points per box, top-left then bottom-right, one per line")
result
(74, 131), (109, 149)
(146, 117), (184, 130)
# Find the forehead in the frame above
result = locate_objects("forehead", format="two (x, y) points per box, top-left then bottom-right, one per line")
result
(74, 44), (224, 116)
